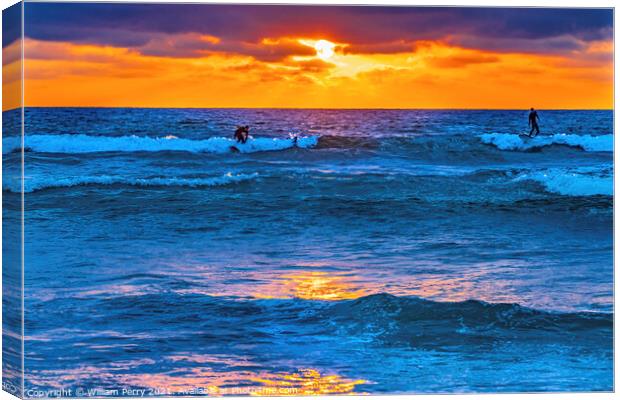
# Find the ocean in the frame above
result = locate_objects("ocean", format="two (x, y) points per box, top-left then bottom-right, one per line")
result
(2, 108), (613, 395)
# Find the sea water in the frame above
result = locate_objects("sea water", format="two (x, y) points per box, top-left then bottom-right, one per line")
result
(2, 108), (613, 394)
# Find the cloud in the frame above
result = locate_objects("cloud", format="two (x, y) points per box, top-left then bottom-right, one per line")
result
(428, 53), (500, 68)
(17, 37), (613, 110)
(284, 58), (335, 73)
(342, 41), (415, 55)
(133, 33), (218, 58)
(19, 3), (613, 59)
(137, 34), (317, 61)
(449, 34), (588, 55)
(2, 2), (21, 48)
(2, 38), (21, 66)
(217, 38), (317, 62)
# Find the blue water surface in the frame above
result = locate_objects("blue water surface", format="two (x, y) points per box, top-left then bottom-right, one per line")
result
(2, 108), (613, 395)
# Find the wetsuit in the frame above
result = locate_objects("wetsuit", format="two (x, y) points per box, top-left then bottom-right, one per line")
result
(234, 127), (248, 143)
(529, 111), (540, 137)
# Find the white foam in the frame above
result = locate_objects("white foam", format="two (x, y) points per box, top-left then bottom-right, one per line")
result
(2, 136), (21, 154)
(480, 133), (612, 152)
(4, 172), (259, 193)
(2, 134), (319, 154)
(514, 167), (612, 196)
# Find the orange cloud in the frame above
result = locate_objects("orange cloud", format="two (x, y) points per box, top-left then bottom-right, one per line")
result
(6, 36), (613, 111)
(427, 54), (500, 68)
(135, 33), (317, 62)
(342, 40), (415, 55)
(3, 40), (22, 111)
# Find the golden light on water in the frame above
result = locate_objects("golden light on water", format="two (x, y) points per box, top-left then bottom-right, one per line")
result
(290, 272), (364, 300)
(112, 364), (367, 397)
(255, 271), (367, 301)
(250, 368), (367, 396)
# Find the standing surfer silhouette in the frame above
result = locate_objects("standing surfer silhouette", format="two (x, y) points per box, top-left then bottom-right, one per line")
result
(528, 108), (540, 137)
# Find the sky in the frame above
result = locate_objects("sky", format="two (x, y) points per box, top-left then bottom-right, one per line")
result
(2, 3), (614, 110)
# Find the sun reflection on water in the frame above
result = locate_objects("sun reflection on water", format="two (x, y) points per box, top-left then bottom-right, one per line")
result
(125, 367), (368, 397)
(255, 271), (368, 301)
(249, 368), (367, 396)
(30, 352), (369, 397)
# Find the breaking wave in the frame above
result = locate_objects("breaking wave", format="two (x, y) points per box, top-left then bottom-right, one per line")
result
(513, 167), (612, 196)
(96, 291), (612, 343)
(2, 134), (319, 154)
(480, 133), (613, 152)
(323, 293), (611, 344)
(4, 173), (259, 193)
(3, 133), (612, 157)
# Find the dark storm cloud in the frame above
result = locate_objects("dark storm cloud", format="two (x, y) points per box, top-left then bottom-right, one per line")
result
(18, 3), (613, 57)
(2, 2), (22, 47)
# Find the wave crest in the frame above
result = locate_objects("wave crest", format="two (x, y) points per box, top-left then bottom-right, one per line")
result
(324, 293), (611, 343)
(513, 167), (612, 196)
(480, 133), (612, 152)
(4, 173), (259, 193)
(2, 134), (319, 154)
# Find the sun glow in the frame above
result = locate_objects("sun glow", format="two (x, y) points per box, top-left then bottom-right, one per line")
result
(254, 271), (367, 301)
(299, 39), (336, 61)
(314, 39), (335, 60)
(12, 36), (613, 110)
(251, 369), (368, 396)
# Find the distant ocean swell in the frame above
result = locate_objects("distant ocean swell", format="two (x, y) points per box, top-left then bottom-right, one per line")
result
(88, 291), (613, 343)
(2, 132), (612, 155)
(6, 166), (611, 198)
(4, 173), (259, 193)
(325, 293), (612, 337)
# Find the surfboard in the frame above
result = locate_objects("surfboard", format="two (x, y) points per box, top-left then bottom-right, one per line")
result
(229, 146), (240, 153)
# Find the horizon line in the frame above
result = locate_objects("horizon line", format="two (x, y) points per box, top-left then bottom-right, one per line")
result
(2, 106), (614, 112)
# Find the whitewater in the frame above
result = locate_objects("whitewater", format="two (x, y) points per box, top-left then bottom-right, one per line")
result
(2, 133), (319, 154)
(480, 133), (613, 152)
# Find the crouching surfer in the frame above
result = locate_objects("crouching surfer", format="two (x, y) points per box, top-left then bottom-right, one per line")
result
(230, 125), (250, 153)
(234, 125), (250, 144)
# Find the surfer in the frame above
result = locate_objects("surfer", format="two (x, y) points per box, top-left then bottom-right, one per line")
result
(234, 125), (250, 144)
(528, 108), (540, 137)
(289, 132), (298, 146)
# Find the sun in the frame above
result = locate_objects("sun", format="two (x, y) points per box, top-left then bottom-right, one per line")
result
(297, 39), (337, 61)
(314, 39), (336, 60)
